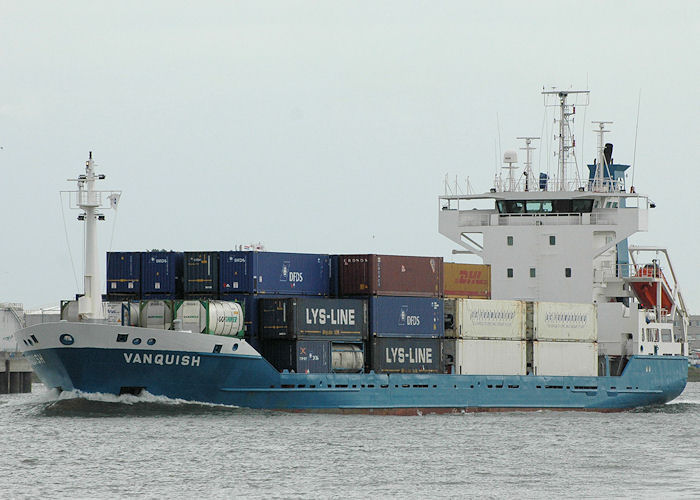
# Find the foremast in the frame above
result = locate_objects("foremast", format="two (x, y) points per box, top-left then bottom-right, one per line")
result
(64, 152), (120, 320)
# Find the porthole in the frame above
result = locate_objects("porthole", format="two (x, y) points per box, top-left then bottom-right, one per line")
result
(59, 333), (75, 346)
(232, 343), (239, 351)
(147, 338), (156, 345)
(132, 338), (142, 345)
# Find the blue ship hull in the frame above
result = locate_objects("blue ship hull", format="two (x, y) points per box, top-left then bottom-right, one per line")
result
(17, 323), (687, 413)
(25, 350), (687, 413)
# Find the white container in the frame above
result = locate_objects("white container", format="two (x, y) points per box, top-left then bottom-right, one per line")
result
(175, 300), (207, 333)
(455, 339), (527, 375)
(533, 341), (598, 376)
(138, 300), (173, 330)
(456, 299), (525, 340)
(534, 302), (597, 342)
(206, 300), (243, 336)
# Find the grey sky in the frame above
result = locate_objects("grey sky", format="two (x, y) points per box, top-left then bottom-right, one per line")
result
(1, 1), (698, 310)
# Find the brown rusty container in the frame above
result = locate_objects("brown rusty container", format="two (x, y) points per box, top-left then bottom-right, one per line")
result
(339, 254), (443, 297)
(443, 262), (491, 298)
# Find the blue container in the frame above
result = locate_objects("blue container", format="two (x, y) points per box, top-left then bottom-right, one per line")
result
(220, 293), (295, 340)
(259, 297), (367, 340)
(329, 254), (340, 297)
(262, 339), (331, 373)
(219, 251), (330, 296)
(140, 251), (183, 299)
(369, 336), (443, 373)
(106, 252), (141, 296)
(368, 296), (444, 338)
(183, 251), (219, 297)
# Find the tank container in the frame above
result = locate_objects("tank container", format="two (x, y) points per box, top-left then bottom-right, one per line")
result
(174, 300), (206, 333)
(173, 299), (244, 337)
(141, 251), (183, 298)
(454, 339), (527, 375)
(534, 302), (597, 342)
(369, 337), (444, 373)
(60, 300), (79, 322)
(259, 297), (367, 340)
(183, 251), (219, 296)
(219, 251), (330, 296)
(106, 252), (141, 296)
(368, 296), (444, 338)
(207, 300), (244, 337)
(332, 343), (364, 373)
(455, 299), (526, 340)
(443, 262), (491, 298)
(339, 254), (443, 297)
(121, 302), (139, 326)
(138, 300), (173, 330)
(533, 341), (598, 376)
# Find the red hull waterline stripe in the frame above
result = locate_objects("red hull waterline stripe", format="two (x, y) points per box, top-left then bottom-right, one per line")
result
(279, 406), (627, 415)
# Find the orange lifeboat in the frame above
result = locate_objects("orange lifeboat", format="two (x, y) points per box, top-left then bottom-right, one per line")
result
(630, 264), (673, 312)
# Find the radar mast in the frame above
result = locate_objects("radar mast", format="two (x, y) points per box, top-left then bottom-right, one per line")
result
(542, 89), (589, 191)
(516, 136), (540, 191)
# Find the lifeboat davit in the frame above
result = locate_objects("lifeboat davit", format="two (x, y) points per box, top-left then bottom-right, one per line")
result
(631, 264), (673, 312)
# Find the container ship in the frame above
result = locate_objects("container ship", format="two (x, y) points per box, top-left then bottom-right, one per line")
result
(15, 90), (690, 412)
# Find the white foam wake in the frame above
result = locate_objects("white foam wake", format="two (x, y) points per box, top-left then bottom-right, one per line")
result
(30, 383), (239, 408)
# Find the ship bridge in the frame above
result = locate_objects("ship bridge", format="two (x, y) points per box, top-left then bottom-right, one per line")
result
(438, 91), (687, 358)
(439, 189), (650, 304)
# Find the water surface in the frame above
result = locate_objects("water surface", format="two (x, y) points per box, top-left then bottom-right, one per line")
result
(2, 383), (698, 498)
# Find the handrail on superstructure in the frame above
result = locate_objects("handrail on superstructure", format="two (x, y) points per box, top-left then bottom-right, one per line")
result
(627, 246), (688, 319)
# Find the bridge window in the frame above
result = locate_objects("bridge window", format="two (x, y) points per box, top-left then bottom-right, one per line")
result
(549, 235), (556, 245)
(497, 199), (594, 214)
(572, 199), (594, 212)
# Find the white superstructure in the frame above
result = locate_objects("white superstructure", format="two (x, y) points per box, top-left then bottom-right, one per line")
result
(439, 90), (688, 360)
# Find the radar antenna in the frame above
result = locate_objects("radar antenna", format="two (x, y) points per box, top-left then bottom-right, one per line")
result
(502, 151), (518, 192)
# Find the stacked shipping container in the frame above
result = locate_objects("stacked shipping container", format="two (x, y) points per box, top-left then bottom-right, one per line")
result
(219, 251), (331, 363)
(445, 298), (598, 376)
(443, 262), (491, 299)
(257, 297), (366, 373)
(531, 302), (598, 376)
(105, 252), (141, 300)
(219, 251), (330, 296)
(140, 251), (183, 299)
(336, 254), (446, 374)
(450, 299), (527, 375)
(183, 252), (219, 298)
(108, 251), (547, 377)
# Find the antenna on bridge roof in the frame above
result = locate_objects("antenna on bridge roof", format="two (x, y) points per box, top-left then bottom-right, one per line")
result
(516, 136), (540, 191)
(542, 89), (589, 191)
